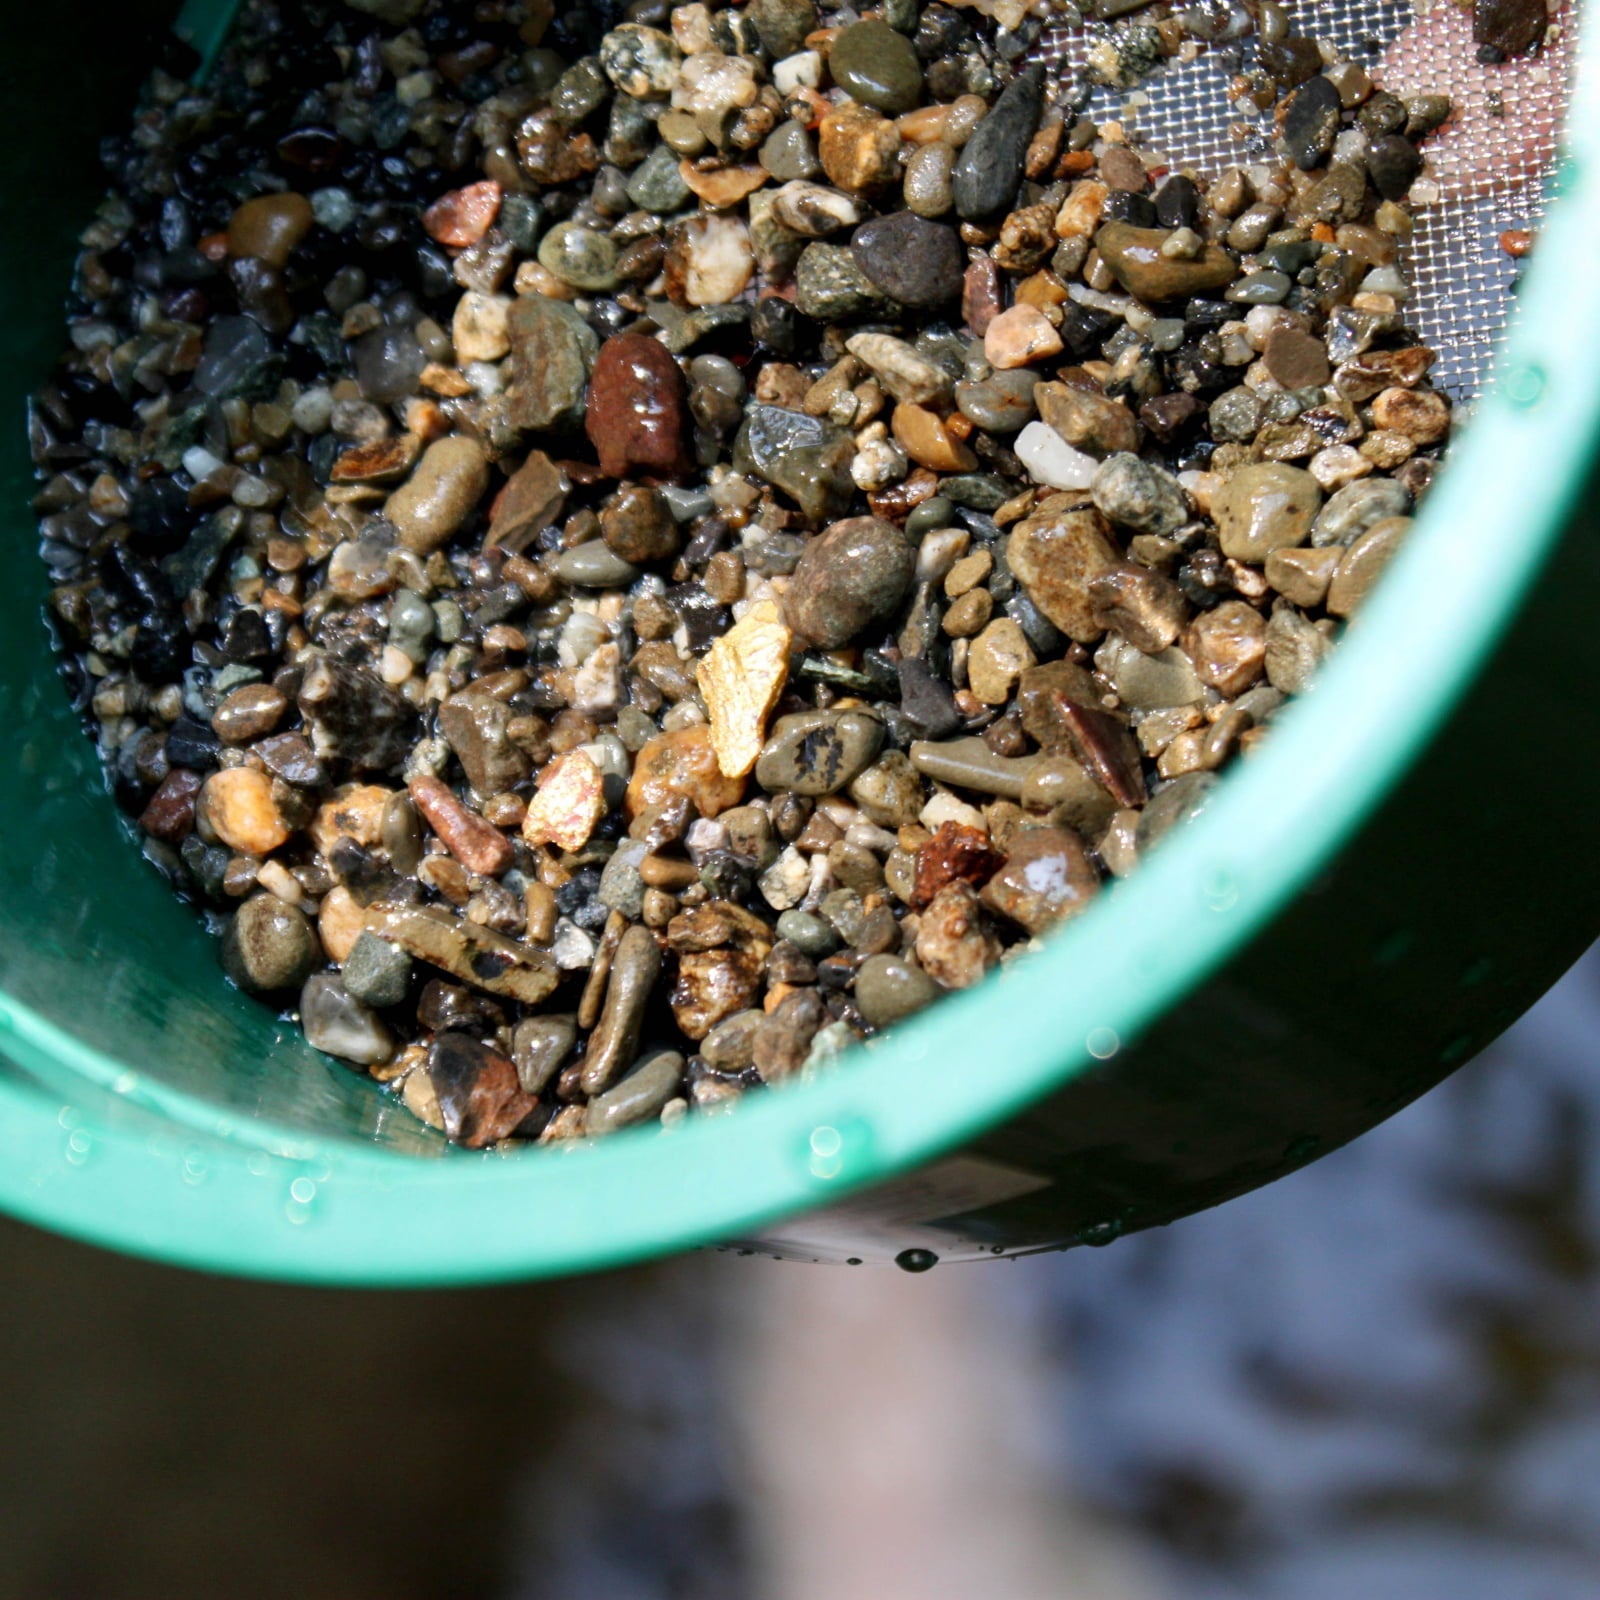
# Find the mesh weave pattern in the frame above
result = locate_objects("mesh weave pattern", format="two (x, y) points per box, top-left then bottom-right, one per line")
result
(1032, 0), (1575, 401)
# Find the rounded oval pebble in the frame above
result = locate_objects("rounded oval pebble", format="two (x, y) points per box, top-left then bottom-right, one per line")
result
(537, 221), (620, 291)
(227, 192), (313, 268)
(222, 892), (321, 994)
(850, 212), (964, 306)
(1212, 462), (1323, 561)
(855, 952), (940, 1027)
(828, 18), (923, 114)
(782, 515), (915, 647)
(586, 332), (691, 479)
(755, 709), (886, 795)
(384, 435), (490, 555)
(199, 767), (293, 855)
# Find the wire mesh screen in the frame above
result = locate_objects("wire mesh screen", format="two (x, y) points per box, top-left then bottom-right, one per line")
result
(1033, 0), (1577, 401)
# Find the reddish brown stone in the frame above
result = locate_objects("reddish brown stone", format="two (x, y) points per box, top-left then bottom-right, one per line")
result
(962, 255), (1002, 337)
(408, 775), (515, 877)
(1053, 694), (1147, 808)
(421, 180), (502, 249)
(426, 1033), (540, 1148)
(329, 433), (421, 484)
(138, 768), (203, 842)
(585, 333), (692, 480)
(911, 822), (1003, 910)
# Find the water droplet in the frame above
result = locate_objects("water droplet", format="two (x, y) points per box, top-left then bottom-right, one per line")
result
(895, 1248), (939, 1273)
(800, 1114), (876, 1183)
(181, 1146), (210, 1186)
(63, 1129), (93, 1168)
(1079, 1218), (1123, 1247)
(846, 1257), (863, 1266)
(56, 1106), (81, 1131)
(112, 1071), (140, 1096)
(1503, 362), (1546, 407)
(1085, 1026), (1120, 1061)
(288, 1175), (317, 1204)
(1201, 867), (1239, 912)
(247, 1152), (272, 1177)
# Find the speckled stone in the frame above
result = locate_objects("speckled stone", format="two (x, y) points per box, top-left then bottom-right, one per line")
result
(850, 212), (965, 308)
(952, 64), (1044, 220)
(794, 242), (901, 320)
(782, 516), (915, 647)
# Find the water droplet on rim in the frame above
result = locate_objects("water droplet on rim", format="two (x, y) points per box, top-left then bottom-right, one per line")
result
(895, 1247), (939, 1273)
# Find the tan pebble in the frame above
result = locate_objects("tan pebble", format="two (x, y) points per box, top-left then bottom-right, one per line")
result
(967, 617), (1036, 705)
(319, 886), (367, 964)
(915, 880), (1000, 990)
(895, 103), (951, 144)
(226, 193), (313, 268)
(1327, 515), (1410, 616)
(421, 179), (502, 248)
(1186, 601), (1267, 697)
(199, 768), (293, 856)
(944, 549), (993, 599)
(697, 600), (793, 780)
(1264, 545), (1341, 608)
(941, 588), (993, 638)
(1054, 180), (1108, 240)
(309, 783), (393, 856)
(680, 160), (769, 208)
(451, 290), (512, 363)
(626, 724), (746, 820)
(983, 304), (1064, 370)
(384, 435), (490, 555)
(890, 402), (978, 472)
(522, 749), (607, 851)
(817, 102), (901, 191)
(513, 260), (578, 299)
(1371, 386), (1450, 444)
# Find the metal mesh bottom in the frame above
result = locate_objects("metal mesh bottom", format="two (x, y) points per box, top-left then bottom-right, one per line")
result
(1033, 0), (1577, 402)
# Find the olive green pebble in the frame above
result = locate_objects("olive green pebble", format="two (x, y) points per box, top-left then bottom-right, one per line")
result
(905, 496), (956, 538)
(222, 892), (320, 994)
(586, 1050), (685, 1134)
(537, 222), (620, 291)
(828, 18), (923, 115)
(855, 953), (940, 1027)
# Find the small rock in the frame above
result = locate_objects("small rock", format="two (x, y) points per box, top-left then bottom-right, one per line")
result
(601, 484), (680, 564)
(1310, 475), (1410, 546)
(512, 1015), (577, 1094)
(1263, 327), (1333, 388)
(626, 725), (746, 819)
(916, 880), (1001, 989)
(756, 708), (886, 795)
(586, 333), (691, 478)
(848, 750), (926, 827)
(301, 974), (395, 1068)
(199, 767), (293, 855)
(782, 516), (915, 647)
(341, 931), (412, 1008)
(486, 450), (568, 551)
(1015, 421), (1099, 491)
(1474, 0), (1548, 54)
(1090, 452), (1188, 535)
(1136, 770), (1216, 852)
(850, 212), (964, 308)
(298, 657), (416, 770)
(733, 402), (856, 524)
(771, 180), (860, 236)
(1264, 545), (1342, 607)
(384, 435), (489, 555)
(1094, 221), (1238, 300)
(855, 952), (940, 1026)
(955, 370), (1039, 434)
(222, 893), (320, 994)
(698, 600), (793, 779)
(984, 304), (1065, 369)
(427, 1031), (536, 1147)
(1327, 515), (1409, 615)
(967, 617), (1036, 705)
(588, 1051), (686, 1134)
(845, 333), (951, 405)
(751, 992), (828, 1082)
(537, 222), (619, 291)
(1187, 600), (1267, 696)
(828, 18), (923, 114)
(981, 825), (1098, 935)
(1366, 134), (1424, 201)
(553, 542), (642, 587)
(1005, 504), (1121, 642)
(674, 213), (756, 307)
(1283, 74), (1342, 170)
(1101, 637), (1205, 710)
(506, 294), (598, 432)
(451, 290), (512, 363)
(794, 242), (900, 321)
(422, 179), (502, 248)
(749, 0), (819, 59)
(1212, 461), (1323, 561)
(212, 683), (287, 744)
(409, 774), (515, 877)
(1085, 561), (1187, 653)
(523, 750), (607, 851)
(370, 903), (559, 1006)
(904, 143), (956, 218)
(227, 193), (313, 268)
(666, 902), (772, 1040)
(952, 64), (1044, 220)
(1036, 381), (1139, 456)
(817, 102), (902, 192)
(891, 402), (978, 473)
(438, 691), (531, 795)
(600, 24), (682, 97)
(627, 144), (692, 211)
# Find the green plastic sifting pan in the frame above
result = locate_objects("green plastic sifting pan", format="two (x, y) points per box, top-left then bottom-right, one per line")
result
(0, 0), (1595, 1283)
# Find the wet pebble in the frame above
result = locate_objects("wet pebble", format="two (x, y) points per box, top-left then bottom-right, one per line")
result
(850, 212), (965, 307)
(341, 930), (412, 1008)
(952, 64), (1043, 219)
(222, 892), (320, 994)
(302, 973), (395, 1066)
(782, 515), (915, 647)
(855, 952), (940, 1027)
(1212, 462), (1323, 561)
(829, 18), (924, 114)
(755, 708), (886, 795)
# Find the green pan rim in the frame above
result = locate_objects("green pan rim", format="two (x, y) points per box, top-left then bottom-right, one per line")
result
(0, 19), (1596, 1283)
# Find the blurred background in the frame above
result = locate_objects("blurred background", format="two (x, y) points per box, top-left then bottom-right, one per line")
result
(4, 946), (1598, 1600)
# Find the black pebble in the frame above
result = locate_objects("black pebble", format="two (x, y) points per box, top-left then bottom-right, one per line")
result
(1366, 134), (1424, 202)
(1103, 192), (1158, 227)
(1282, 74), (1343, 171)
(1154, 174), (1200, 230)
